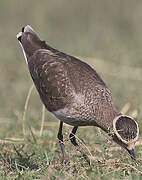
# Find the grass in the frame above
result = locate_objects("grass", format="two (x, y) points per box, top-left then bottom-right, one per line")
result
(0, 124), (142, 179)
(0, 126), (142, 179)
(0, 58), (142, 179)
(0, 0), (142, 179)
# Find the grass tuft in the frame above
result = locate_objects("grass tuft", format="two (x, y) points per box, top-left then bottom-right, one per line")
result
(0, 58), (142, 179)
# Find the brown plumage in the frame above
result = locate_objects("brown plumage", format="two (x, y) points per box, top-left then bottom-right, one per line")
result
(17, 25), (139, 163)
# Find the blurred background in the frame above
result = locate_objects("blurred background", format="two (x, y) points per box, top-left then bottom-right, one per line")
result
(0, 0), (142, 136)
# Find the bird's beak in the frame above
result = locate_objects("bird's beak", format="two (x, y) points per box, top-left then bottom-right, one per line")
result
(127, 148), (136, 160)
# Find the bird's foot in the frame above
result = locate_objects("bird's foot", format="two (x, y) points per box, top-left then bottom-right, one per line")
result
(82, 153), (91, 165)
(62, 157), (70, 166)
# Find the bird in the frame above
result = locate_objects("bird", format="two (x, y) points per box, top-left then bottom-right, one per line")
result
(16, 25), (139, 163)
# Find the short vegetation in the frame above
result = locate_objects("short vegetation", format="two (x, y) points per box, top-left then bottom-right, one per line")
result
(0, 0), (142, 179)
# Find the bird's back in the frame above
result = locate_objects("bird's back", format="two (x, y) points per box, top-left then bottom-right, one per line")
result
(17, 25), (119, 131)
(17, 25), (139, 161)
(28, 49), (118, 130)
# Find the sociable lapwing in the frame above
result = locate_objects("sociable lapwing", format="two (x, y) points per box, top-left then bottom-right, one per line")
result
(17, 25), (139, 163)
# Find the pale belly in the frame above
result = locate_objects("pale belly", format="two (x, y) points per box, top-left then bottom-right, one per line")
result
(52, 106), (97, 126)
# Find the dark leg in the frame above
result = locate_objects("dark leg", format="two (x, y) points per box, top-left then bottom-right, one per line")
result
(69, 126), (79, 146)
(69, 126), (91, 165)
(57, 121), (66, 162)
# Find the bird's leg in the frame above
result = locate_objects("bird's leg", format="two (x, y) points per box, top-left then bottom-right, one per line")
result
(69, 126), (91, 165)
(69, 126), (79, 146)
(57, 121), (67, 163)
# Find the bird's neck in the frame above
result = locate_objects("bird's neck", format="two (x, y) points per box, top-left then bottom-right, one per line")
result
(95, 104), (120, 133)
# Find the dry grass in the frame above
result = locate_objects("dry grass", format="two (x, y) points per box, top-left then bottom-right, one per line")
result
(0, 1), (142, 178)
(0, 74), (142, 179)
(22, 84), (34, 139)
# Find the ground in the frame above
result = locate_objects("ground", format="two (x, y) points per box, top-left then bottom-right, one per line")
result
(0, 1), (142, 179)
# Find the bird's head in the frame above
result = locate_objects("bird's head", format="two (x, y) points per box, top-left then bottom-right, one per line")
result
(112, 115), (139, 160)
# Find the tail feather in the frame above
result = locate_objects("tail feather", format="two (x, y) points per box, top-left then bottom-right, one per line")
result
(23, 25), (38, 35)
(16, 32), (22, 42)
(16, 25), (37, 42)
(16, 30), (28, 64)
(17, 25), (61, 63)
(16, 25), (43, 62)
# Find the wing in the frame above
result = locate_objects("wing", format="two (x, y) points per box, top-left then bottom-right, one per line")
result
(28, 48), (111, 113)
(28, 49), (75, 112)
